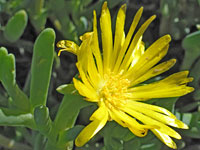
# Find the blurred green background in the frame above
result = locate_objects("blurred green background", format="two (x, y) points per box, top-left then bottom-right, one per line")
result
(0, 0), (200, 150)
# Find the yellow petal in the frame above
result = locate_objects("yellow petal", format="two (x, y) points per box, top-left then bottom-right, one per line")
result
(57, 40), (79, 56)
(126, 101), (177, 119)
(91, 10), (103, 76)
(128, 71), (194, 99)
(151, 129), (177, 149)
(100, 1), (113, 72)
(86, 39), (102, 90)
(111, 4), (126, 70)
(73, 78), (98, 102)
(129, 39), (145, 69)
(130, 59), (176, 86)
(77, 33), (93, 72)
(128, 85), (194, 100)
(110, 108), (156, 137)
(119, 15), (156, 72)
(125, 35), (171, 81)
(75, 106), (108, 147)
(126, 101), (188, 129)
(113, 7), (143, 73)
(121, 107), (182, 139)
(90, 103), (107, 120)
(76, 62), (94, 90)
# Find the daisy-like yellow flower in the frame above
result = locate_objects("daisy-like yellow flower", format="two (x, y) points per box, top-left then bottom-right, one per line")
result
(57, 2), (194, 149)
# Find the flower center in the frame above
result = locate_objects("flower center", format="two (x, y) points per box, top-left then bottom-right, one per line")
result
(99, 73), (130, 110)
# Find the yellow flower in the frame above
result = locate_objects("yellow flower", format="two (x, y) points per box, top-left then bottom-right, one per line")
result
(57, 2), (194, 149)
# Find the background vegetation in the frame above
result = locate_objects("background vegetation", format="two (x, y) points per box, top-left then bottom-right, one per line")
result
(0, 0), (200, 149)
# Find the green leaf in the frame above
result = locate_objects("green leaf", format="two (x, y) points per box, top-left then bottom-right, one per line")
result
(3, 9), (28, 42)
(190, 58), (200, 100)
(181, 30), (200, 70)
(34, 105), (52, 137)
(124, 138), (140, 150)
(0, 47), (30, 114)
(178, 112), (200, 138)
(56, 84), (77, 95)
(30, 28), (55, 108)
(58, 125), (84, 145)
(102, 122), (124, 150)
(54, 94), (92, 133)
(0, 109), (35, 129)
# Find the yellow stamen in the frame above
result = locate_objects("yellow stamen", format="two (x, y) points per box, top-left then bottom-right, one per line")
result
(99, 73), (130, 110)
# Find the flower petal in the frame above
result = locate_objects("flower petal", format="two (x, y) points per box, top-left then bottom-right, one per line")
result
(130, 59), (176, 86)
(121, 107), (182, 139)
(128, 71), (194, 99)
(57, 40), (79, 56)
(109, 108), (156, 137)
(113, 7), (143, 73)
(73, 78), (98, 102)
(111, 4), (126, 70)
(92, 10), (103, 76)
(126, 101), (177, 118)
(100, 2), (113, 72)
(125, 35), (171, 81)
(119, 15), (156, 72)
(126, 101), (188, 129)
(151, 129), (177, 149)
(75, 106), (108, 147)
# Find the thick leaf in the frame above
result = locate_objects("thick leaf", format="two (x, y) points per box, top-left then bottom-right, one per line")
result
(102, 122), (124, 150)
(181, 30), (200, 70)
(57, 125), (84, 146)
(0, 47), (30, 114)
(54, 94), (92, 132)
(3, 10), (28, 42)
(179, 112), (200, 139)
(0, 109), (35, 129)
(124, 138), (140, 150)
(34, 105), (52, 137)
(56, 84), (77, 95)
(190, 58), (200, 100)
(30, 28), (55, 108)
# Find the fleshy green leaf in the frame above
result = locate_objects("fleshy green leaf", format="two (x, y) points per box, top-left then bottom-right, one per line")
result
(124, 138), (140, 150)
(190, 58), (200, 100)
(0, 109), (35, 129)
(54, 94), (92, 133)
(34, 105), (52, 137)
(181, 30), (200, 70)
(57, 125), (84, 146)
(56, 84), (77, 95)
(3, 9), (28, 42)
(0, 47), (30, 114)
(30, 28), (55, 108)
(178, 112), (200, 138)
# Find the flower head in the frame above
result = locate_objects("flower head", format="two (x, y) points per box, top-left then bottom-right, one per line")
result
(57, 2), (194, 149)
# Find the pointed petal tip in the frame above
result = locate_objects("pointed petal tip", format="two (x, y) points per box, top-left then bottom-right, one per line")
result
(102, 1), (108, 11)
(121, 3), (127, 11)
(171, 58), (177, 63)
(189, 87), (195, 92)
(168, 141), (177, 149)
(182, 123), (189, 129)
(138, 6), (144, 13)
(75, 139), (83, 147)
(93, 10), (96, 16)
(164, 34), (172, 41)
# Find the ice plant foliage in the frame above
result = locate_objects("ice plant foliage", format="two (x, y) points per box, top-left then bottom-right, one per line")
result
(57, 2), (194, 149)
